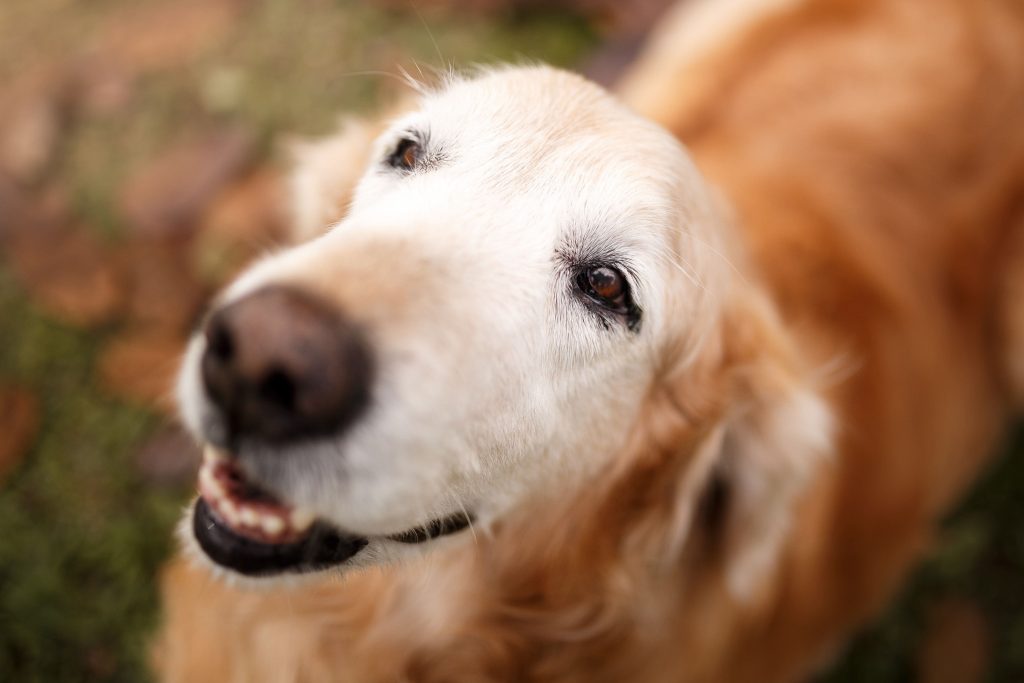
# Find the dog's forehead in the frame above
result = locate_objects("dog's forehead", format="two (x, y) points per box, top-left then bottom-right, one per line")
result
(431, 68), (608, 124)
(421, 68), (664, 171)
(405, 68), (683, 228)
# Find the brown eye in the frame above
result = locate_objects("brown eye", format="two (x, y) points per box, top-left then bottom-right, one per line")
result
(575, 264), (642, 331)
(589, 267), (623, 299)
(577, 266), (630, 310)
(388, 137), (420, 171)
(586, 266), (624, 302)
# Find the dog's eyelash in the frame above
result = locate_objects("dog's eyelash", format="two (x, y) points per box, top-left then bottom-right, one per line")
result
(384, 129), (446, 173)
(555, 245), (643, 332)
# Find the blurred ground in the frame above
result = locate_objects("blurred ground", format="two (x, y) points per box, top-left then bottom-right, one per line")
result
(0, 1), (1020, 681)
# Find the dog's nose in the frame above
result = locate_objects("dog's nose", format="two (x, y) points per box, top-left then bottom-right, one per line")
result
(200, 285), (372, 445)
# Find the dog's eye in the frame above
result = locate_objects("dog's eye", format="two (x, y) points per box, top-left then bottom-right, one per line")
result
(388, 137), (421, 171)
(577, 266), (628, 311)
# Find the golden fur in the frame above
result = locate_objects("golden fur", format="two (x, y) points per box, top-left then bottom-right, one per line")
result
(156, 0), (1024, 680)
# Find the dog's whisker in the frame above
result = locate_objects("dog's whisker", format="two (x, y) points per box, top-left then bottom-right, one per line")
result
(453, 495), (479, 546)
(323, 69), (429, 94)
(665, 254), (706, 292)
(677, 230), (749, 285)
(397, 64), (429, 96)
(408, 0), (447, 72)
(649, 245), (708, 294)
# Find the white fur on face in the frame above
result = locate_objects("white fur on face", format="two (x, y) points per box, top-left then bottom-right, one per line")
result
(177, 66), (726, 551)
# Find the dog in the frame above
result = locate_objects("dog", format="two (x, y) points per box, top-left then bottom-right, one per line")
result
(156, 0), (1024, 680)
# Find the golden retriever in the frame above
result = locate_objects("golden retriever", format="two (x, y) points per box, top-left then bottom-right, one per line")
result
(156, 0), (1024, 680)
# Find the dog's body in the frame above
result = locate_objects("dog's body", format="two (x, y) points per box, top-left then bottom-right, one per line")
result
(157, 0), (1024, 681)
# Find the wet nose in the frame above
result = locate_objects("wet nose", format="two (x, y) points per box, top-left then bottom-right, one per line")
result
(200, 285), (372, 445)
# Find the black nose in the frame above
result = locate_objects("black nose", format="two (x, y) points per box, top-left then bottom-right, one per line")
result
(200, 285), (372, 446)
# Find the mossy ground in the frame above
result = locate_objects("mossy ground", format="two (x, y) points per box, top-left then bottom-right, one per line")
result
(0, 1), (1020, 681)
(819, 428), (1024, 682)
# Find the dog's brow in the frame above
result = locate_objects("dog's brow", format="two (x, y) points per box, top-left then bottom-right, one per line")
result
(555, 234), (639, 277)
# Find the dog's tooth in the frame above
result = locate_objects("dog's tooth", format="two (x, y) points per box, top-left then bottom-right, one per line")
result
(203, 446), (232, 467)
(290, 507), (315, 532)
(198, 462), (220, 498)
(261, 514), (285, 536)
(239, 506), (258, 527)
(221, 500), (240, 525)
(198, 461), (212, 488)
(205, 470), (227, 502)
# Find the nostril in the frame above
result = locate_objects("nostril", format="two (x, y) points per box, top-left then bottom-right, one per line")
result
(207, 321), (235, 363)
(259, 367), (296, 413)
(199, 285), (373, 445)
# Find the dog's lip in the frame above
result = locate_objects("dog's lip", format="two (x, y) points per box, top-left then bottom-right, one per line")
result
(192, 446), (474, 576)
(193, 497), (368, 576)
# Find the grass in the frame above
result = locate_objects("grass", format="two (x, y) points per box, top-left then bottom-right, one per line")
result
(820, 427), (1024, 682)
(0, 270), (176, 682)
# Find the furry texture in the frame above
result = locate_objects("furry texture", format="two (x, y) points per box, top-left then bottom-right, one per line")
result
(156, 0), (1024, 680)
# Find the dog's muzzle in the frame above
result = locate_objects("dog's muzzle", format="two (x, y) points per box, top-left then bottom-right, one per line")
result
(192, 446), (474, 576)
(190, 286), (471, 575)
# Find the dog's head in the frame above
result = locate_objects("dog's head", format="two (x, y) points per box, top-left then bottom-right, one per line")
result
(177, 66), (830, 593)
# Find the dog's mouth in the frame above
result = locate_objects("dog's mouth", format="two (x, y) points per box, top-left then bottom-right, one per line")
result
(193, 447), (473, 576)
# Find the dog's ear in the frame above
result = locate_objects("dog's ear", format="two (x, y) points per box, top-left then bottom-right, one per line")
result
(716, 288), (833, 599)
(663, 285), (833, 600)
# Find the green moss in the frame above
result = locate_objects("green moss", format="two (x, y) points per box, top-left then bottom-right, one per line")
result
(820, 425), (1024, 682)
(0, 272), (181, 682)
